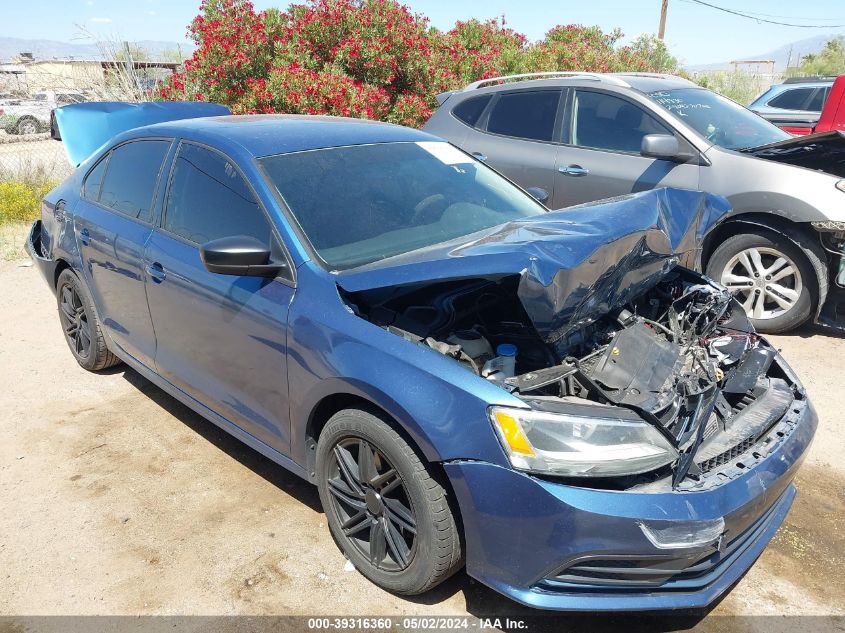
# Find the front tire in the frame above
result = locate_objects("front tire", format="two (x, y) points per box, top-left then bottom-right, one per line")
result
(706, 228), (819, 333)
(316, 408), (463, 595)
(56, 269), (121, 371)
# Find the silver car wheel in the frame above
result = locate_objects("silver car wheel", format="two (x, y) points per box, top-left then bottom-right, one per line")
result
(18, 119), (38, 134)
(720, 246), (803, 320)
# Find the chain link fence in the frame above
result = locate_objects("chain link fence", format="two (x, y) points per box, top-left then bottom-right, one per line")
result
(0, 131), (73, 182)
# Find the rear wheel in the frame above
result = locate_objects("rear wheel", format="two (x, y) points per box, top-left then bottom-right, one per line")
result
(56, 269), (121, 371)
(316, 408), (462, 595)
(706, 229), (818, 333)
(16, 117), (39, 135)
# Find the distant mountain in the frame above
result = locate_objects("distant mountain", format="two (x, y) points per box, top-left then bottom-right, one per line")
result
(0, 36), (193, 63)
(686, 32), (844, 73)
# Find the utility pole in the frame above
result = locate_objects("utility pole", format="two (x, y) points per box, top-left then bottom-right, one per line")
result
(658, 0), (669, 39)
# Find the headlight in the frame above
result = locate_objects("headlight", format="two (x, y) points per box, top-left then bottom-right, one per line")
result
(837, 180), (845, 194)
(490, 406), (678, 477)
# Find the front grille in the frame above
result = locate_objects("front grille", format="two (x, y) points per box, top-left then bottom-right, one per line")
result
(697, 436), (756, 473)
(537, 491), (785, 594)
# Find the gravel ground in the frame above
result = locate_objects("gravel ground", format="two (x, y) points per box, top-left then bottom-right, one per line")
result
(0, 258), (843, 630)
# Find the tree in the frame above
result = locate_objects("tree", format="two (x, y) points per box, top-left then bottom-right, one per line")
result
(626, 34), (679, 73)
(786, 37), (845, 77)
(157, 0), (682, 127)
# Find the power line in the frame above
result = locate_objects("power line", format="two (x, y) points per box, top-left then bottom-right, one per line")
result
(681, 0), (845, 28)
(733, 10), (845, 22)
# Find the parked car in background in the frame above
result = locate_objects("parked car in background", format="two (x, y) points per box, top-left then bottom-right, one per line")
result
(749, 76), (833, 126)
(752, 75), (845, 136)
(27, 102), (817, 612)
(424, 71), (845, 334)
(0, 90), (86, 135)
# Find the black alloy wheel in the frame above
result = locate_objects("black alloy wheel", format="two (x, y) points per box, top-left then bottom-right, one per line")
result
(316, 408), (463, 595)
(55, 269), (121, 371)
(59, 280), (92, 360)
(325, 437), (417, 571)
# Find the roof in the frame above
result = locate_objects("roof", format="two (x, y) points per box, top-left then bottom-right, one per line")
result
(140, 114), (438, 157)
(452, 72), (697, 97)
(782, 76), (837, 85)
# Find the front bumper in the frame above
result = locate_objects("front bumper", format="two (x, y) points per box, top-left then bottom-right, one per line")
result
(25, 220), (57, 292)
(444, 398), (816, 611)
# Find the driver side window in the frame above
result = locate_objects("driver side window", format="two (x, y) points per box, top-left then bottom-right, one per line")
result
(164, 143), (273, 247)
(571, 90), (671, 153)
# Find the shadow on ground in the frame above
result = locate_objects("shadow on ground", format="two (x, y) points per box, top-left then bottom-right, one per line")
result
(111, 367), (732, 631)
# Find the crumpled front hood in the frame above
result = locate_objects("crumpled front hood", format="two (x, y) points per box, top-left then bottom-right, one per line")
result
(742, 130), (845, 178)
(337, 188), (730, 344)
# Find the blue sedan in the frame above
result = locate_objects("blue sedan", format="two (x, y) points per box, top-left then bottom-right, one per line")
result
(27, 103), (815, 611)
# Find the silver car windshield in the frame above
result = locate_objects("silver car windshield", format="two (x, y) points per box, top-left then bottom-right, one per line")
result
(259, 141), (545, 269)
(649, 88), (791, 150)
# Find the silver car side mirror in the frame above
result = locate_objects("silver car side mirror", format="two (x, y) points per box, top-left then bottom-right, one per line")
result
(641, 134), (680, 160)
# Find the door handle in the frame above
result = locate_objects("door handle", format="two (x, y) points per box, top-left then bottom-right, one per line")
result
(471, 152), (487, 161)
(79, 227), (90, 246)
(558, 164), (590, 177)
(145, 262), (166, 283)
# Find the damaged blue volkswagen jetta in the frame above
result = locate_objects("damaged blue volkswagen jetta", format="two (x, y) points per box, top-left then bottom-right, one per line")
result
(27, 102), (816, 611)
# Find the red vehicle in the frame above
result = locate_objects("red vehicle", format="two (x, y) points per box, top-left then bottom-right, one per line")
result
(769, 75), (845, 136)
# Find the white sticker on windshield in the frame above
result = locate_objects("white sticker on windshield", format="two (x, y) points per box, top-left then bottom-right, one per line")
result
(416, 141), (473, 165)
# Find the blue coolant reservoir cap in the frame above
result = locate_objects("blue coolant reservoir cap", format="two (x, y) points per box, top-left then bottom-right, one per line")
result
(496, 343), (518, 357)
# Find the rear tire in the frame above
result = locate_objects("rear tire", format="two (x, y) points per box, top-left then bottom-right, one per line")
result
(706, 228), (819, 333)
(56, 269), (121, 371)
(16, 116), (39, 135)
(316, 408), (463, 595)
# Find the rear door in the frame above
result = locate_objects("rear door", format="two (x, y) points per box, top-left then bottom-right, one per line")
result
(460, 89), (562, 200)
(74, 139), (171, 367)
(144, 141), (294, 453)
(552, 89), (700, 208)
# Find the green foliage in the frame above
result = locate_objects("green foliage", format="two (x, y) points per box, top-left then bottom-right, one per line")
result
(694, 71), (767, 106)
(158, 0), (683, 127)
(0, 177), (54, 225)
(627, 34), (679, 73)
(785, 37), (845, 78)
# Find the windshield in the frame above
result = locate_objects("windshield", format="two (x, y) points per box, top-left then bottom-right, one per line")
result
(259, 141), (545, 269)
(649, 88), (790, 150)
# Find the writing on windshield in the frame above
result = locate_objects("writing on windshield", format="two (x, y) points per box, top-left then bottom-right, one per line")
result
(649, 88), (789, 150)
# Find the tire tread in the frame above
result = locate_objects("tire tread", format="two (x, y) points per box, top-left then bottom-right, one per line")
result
(316, 409), (463, 595)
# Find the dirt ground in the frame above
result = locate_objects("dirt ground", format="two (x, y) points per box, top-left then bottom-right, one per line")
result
(1, 257), (843, 629)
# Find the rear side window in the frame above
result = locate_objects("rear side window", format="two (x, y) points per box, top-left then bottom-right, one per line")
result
(768, 87), (814, 110)
(164, 143), (272, 246)
(806, 87), (828, 112)
(486, 91), (559, 141)
(82, 154), (109, 201)
(98, 140), (170, 222)
(452, 95), (492, 127)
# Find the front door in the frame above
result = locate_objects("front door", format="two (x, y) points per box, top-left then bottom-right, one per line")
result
(552, 89), (700, 208)
(74, 139), (171, 367)
(145, 142), (294, 453)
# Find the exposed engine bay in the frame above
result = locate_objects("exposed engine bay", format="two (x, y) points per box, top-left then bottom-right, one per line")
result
(342, 268), (807, 489)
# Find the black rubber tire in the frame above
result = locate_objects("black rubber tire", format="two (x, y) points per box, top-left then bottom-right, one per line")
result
(706, 228), (820, 334)
(316, 408), (463, 595)
(56, 269), (122, 371)
(16, 116), (39, 135)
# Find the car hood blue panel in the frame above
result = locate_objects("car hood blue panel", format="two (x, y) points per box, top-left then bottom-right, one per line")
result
(51, 101), (231, 166)
(337, 188), (730, 344)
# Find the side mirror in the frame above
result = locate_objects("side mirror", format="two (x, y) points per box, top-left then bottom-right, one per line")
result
(640, 134), (681, 160)
(200, 235), (284, 277)
(525, 186), (550, 204)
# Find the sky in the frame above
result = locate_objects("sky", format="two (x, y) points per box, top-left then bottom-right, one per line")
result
(3, 0), (845, 66)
